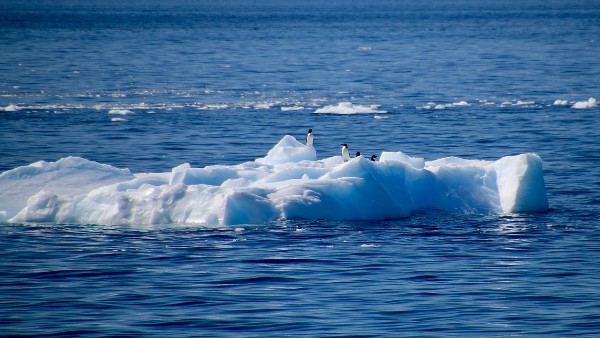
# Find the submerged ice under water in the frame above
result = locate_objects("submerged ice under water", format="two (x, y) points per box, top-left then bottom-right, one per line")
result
(1, 135), (548, 226)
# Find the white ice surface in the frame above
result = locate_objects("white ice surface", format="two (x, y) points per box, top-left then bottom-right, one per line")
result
(571, 97), (597, 109)
(314, 102), (386, 114)
(0, 136), (549, 226)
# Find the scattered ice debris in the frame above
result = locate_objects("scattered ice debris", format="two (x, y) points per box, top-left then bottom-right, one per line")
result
(515, 100), (535, 106)
(500, 100), (535, 107)
(314, 102), (386, 114)
(254, 102), (275, 110)
(195, 104), (229, 110)
(108, 109), (134, 115)
(281, 106), (305, 111)
(4, 97), (590, 114)
(417, 101), (470, 110)
(1, 104), (19, 112)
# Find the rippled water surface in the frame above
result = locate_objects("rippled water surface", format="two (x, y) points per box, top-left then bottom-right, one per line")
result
(2, 216), (600, 337)
(1, 0), (600, 336)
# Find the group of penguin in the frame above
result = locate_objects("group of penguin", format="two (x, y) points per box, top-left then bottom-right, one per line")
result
(306, 129), (377, 163)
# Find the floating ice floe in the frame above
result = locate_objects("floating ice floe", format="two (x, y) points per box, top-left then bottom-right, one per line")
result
(0, 136), (549, 226)
(108, 109), (134, 115)
(281, 106), (305, 112)
(253, 102), (275, 110)
(571, 97), (597, 109)
(417, 101), (470, 110)
(1, 104), (19, 112)
(314, 102), (386, 114)
(553, 99), (569, 106)
(195, 104), (229, 110)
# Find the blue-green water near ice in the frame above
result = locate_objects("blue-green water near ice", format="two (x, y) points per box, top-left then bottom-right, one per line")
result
(1, 0), (600, 336)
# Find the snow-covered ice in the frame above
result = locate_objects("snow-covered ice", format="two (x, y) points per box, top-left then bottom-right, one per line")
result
(0, 136), (549, 226)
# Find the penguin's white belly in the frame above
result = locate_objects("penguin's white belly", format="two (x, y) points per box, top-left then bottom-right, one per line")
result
(342, 147), (349, 162)
(306, 134), (313, 147)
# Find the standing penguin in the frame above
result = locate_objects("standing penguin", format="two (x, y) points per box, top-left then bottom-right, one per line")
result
(341, 144), (350, 162)
(370, 155), (378, 161)
(306, 129), (313, 147)
(355, 151), (361, 158)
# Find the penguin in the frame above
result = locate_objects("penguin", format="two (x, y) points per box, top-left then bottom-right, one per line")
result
(370, 155), (378, 161)
(356, 151), (361, 158)
(306, 129), (313, 147)
(341, 144), (350, 162)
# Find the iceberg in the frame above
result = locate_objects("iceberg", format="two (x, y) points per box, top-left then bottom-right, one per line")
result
(0, 136), (549, 226)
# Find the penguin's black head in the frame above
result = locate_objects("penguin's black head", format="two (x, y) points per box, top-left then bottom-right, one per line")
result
(341, 143), (348, 147)
(308, 129), (312, 133)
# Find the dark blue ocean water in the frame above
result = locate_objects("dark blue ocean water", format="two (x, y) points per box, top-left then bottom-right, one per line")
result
(1, 0), (600, 336)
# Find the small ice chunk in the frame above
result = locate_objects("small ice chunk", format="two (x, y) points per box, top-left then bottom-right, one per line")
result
(2, 104), (19, 112)
(281, 106), (305, 111)
(571, 97), (597, 109)
(553, 99), (569, 106)
(108, 109), (134, 115)
(314, 102), (386, 114)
